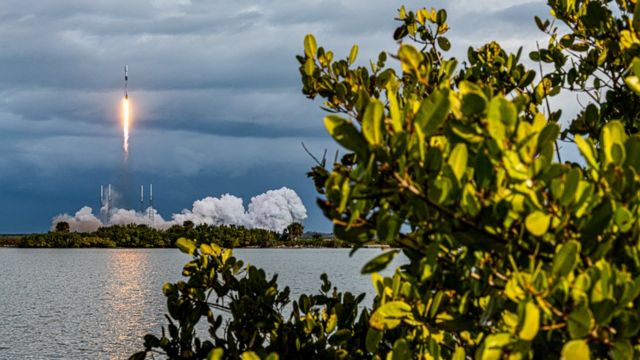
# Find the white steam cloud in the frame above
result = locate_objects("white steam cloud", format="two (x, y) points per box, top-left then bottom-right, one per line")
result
(52, 187), (307, 233)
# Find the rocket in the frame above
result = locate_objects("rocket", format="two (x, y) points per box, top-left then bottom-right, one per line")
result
(124, 65), (129, 99)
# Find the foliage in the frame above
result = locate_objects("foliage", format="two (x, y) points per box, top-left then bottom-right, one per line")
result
(18, 223), (345, 249)
(133, 2), (640, 359)
(281, 222), (305, 242)
(55, 221), (70, 233)
(532, 0), (640, 139)
(131, 240), (369, 360)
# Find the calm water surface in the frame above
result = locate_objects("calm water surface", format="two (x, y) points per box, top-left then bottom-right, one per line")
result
(0, 248), (403, 359)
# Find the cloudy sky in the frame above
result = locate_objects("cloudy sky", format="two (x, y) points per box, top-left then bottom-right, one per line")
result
(0, 0), (555, 233)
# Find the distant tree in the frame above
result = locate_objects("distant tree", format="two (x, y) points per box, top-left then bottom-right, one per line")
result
(183, 220), (194, 229)
(282, 222), (304, 242)
(311, 233), (323, 242)
(54, 221), (70, 233)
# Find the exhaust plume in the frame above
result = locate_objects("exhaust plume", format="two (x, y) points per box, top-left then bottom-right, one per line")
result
(52, 187), (307, 233)
(122, 98), (130, 157)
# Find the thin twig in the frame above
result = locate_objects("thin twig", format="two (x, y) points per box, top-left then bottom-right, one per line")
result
(301, 142), (323, 166)
(536, 42), (562, 163)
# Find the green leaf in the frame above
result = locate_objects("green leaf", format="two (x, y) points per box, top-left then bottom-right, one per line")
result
(518, 302), (540, 341)
(362, 250), (399, 274)
(328, 329), (353, 345)
(369, 301), (412, 330)
(365, 328), (382, 353)
(377, 212), (402, 243)
(324, 115), (368, 157)
(460, 82), (487, 116)
(391, 338), (411, 360)
(561, 340), (590, 360)
(304, 34), (317, 58)
(207, 348), (224, 360)
(560, 168), (581, 207)
(437, 37), (451, 51)
(488, 96), (517, 129)
(525, 211), (551, 237)
(448, 143), (468, 181)
(567, 304), (592, 339)
(414, 90), (450, 136)
(552, 240), (581, 277)
(349, 44), (359, 65)
(362, 100), (384, 145)
(176, 238), (196, 255)
(611, 339), (633, 360)
(537, 123), (560, 151)
(581, 198), (613, 245)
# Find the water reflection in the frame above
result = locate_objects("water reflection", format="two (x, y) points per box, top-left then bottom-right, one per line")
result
(102, 250), (153, 357)
(0, 248), (403, 359)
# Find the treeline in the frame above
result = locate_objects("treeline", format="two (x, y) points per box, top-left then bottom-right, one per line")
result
(13, 222), (349, 248)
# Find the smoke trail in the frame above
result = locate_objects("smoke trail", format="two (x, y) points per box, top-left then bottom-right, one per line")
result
(52, 187), (307, 233)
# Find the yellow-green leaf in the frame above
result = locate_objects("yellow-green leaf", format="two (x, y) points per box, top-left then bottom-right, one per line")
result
(304, 58), (315, 76)
(525, 211), (551, 237)
(398, 44), (422, 72)
(349, 44), (359, 65)
(575, 135), (598, 169)
(624, 75), (640, 94)
(448, 143), (468, 181)
(324, 115), (368, 157)
(326, 313), (338, 333)
(561, 340), (590, 360)
(176, 238), (196, 255)
(304, 34), (317, 58)
(518, 302), (540, 341)
(369, 301), (412, 330)
(207, 348), (224, 360)
(387, 87), (403, 132)
(362, 100), (384, 145)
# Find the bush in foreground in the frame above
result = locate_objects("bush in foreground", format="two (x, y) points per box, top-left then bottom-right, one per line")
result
(133, 2), (640, 359)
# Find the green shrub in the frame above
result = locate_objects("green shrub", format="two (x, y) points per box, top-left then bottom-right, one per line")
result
(130, 2), (640, 358)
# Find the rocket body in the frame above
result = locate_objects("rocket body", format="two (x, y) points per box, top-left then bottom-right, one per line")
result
(124, 65), (129, 99)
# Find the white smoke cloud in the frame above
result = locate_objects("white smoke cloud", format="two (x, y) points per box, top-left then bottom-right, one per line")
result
(51, 187), (307, 233)
(246, 188), (308, 232)
(52, 206), (103, 233)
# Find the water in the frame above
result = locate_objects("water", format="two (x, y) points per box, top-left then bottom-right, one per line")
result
(0, 248), (403, 359)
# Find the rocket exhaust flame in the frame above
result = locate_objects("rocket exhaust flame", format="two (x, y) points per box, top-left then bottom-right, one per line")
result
(122, 97), (130, 155)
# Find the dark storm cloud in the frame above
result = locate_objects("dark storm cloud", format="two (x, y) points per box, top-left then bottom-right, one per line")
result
(0, 0), (547, 233)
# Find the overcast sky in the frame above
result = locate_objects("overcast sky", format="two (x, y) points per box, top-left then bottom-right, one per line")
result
(0, 0), (554, 233)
